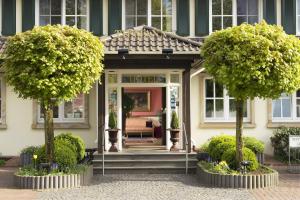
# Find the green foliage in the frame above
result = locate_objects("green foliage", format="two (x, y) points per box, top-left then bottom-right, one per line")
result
(3, 25), (104, 105)
(271, 127), (300, 163)
(170, 111), (179, 129)
(211, 141), (236, 161)
(0, 159), (5, 167)
(207, 135), (235, 160)
(21, 146), (39, 155)
(122, 94), (135, 118)
(108, 111), (117, 129)
(198, 141), (209, 153)
(201, 21), (300, 101)
(36, 139), (77, 171)
(244, 137), (264, 154)
(221, 148), (259, 171)
(55, 133), (85, 161)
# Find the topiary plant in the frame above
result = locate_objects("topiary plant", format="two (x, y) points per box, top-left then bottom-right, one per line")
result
(221, 147), (259, 171)
(55, 133), (86, 161)
(210, 141), (235, 161)
(207, 135), (235, 160)
(170, 111), (179, 129)
(243, 137), (265, 154)
(108, 111), (117, 129)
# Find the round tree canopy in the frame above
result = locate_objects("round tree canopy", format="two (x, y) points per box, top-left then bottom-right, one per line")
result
(3, 25), (104, 105)
(201, 21), (300, 100)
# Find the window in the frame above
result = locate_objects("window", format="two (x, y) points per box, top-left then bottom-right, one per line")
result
(204, 79), (249, 121)
(124, 0), (174, 31)
(272, 91), (300, 121)
(38, 93), (86, 123)
(38, 0), (88, 30)
(211, 0), (259, 32)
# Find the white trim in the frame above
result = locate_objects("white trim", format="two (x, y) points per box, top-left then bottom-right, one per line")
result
(172, 0), (177, 32)
(297, 0), (300, 35)
(276, 0), (281, 26)
(189, 0), (195, 36)
(121, 0), (125, 30)
(103, 0), (108, 35)
(16, 0), (22, 33)
(0, 0), (2, 35)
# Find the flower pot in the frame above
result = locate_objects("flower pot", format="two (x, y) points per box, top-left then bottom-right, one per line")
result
(170, 129), (180, 151)
(108, 129), (119, 152)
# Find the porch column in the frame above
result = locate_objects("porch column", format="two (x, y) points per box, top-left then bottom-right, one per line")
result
(183, 68), (191, 153)
(98, 73), (105, 153)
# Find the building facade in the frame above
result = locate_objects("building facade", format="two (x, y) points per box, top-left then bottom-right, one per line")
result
(0, 0), (299, 156)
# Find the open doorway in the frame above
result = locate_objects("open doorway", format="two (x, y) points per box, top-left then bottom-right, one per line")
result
(122, 87), (167, 149)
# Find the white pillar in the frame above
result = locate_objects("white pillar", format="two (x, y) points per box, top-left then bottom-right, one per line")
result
(166, 86), (171, 150)
(117, 86), (122, 151)
(16, 0), (22, 33)
(189, 0), (195, 37)
(103, 0), (108, 35)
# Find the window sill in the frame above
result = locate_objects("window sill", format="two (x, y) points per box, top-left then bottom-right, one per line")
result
(267, 122), (300, 128)
(199, 122), (256, 129)
(32, 123), (90, 129)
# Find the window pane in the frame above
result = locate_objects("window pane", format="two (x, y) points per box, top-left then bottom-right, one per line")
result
(66, 17), (76, 26)
(297, 90), (300, 97)
(223, 17), (232, 29)
(109, 88), (118, 113)
(152, 17), (161, 29)
(248, 0), (258, 15)
(51, 16), (61, 25)
(237, 0), (246, 15)
(40, 16), (50, 26)
(40, 106), (59, 119)
(137, 0), (148, 15)
(152, 0), (161, 15)
(126, 0), (135, 15)
(77, 17), (87, 29)
(272, 99), (281, 118)
(212, 17), (222, 31)
(215, 99), (224, 117)
(66, 0), (75, 15)
(162, 0), (172, 15)
(77, 0), (87, 15)
(215, 83), (223, 97)
(51, 0), (61, 15)
(212, 0), (221, 15)
(206, 100), (214, 118)
(205, 79), (214, 97)
(229, 99), (235, 118)
(282, 98), (291, 117)
(248, 16), (258, 24)
(170, 74), (180, 83)
(126, 16), (135, 28)
(64, 94), (84, 119)
(40, 0), (50, 15)
(223, 0), (232, 15)
(137, 17), (147, 26)
(237, 16), (247, 25)
(162, 16), (172, 31)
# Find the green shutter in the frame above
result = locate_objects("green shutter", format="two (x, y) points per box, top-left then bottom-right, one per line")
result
(2, 0), (16, 35)
(263, 0), (276, 24)
(281, 0), (296, 34)
(90, 0), (103, 36)
(195, 0), (209, 36)
(176, 0), (189, 36)
(108, 0), (122, 35)
(22, 0), (35, 32)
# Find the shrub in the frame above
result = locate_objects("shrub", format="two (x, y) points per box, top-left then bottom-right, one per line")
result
(210, 141), (235, 161)
(55, 133), (85, 161)
(221, 148), (259, 171)
(0, 159), (5, 167)
(207, 135), (235, 160)
(170, 111), (179, 129)
(198, 141), (209, 153)
(271, 127), (300, 162)
(243, 137), (265, 154)
(212, 161), (234, 175)
(108, 111), (117, 129)
(21, 146), (39, 155)
(36, 140), (77, 171)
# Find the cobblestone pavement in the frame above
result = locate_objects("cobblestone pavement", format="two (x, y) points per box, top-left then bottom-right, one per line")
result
(38, 174), (254, 200)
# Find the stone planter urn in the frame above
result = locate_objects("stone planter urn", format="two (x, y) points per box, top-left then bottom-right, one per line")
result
(170, 129), (180, 151)
(108, 129), (119, 152)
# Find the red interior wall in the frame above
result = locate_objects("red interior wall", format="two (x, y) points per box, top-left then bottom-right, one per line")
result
(124, 87), (162, 117)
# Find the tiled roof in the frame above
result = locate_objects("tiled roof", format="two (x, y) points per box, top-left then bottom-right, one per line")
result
(101, 26), (202, 54)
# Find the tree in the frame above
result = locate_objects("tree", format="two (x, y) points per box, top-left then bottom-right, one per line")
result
(201, 21), (300, 169)
(3, 25), (104, 164)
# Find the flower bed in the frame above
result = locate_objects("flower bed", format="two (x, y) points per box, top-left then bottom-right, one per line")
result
(14, 165), (93, 190)
(197, 162), (278, 189)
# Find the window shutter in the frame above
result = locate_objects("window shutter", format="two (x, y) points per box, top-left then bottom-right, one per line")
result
(176, 0), (189, 36)
(90, 0), (103, 36)
(108, 0), (122, 35)
(281, 0), (296, 34)
(195, 0), (209, 37)
(2, 0), (16, 35)
(22, 0), (35, 32)
(263, 0), (277, 25)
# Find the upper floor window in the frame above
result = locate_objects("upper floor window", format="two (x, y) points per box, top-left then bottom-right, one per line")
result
(38, 0), (88, 30)
(211, 0), (260, 32)
(124, 0), (174, 32)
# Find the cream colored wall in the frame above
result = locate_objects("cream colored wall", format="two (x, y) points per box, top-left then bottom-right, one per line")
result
(190, 74), (275, 155)
(0, 84), (98, 156)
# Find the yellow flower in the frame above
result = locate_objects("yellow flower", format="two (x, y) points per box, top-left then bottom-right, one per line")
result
(33, 154), (38, 160)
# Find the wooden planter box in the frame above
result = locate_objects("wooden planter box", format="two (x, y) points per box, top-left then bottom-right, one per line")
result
(197, 164), (278, 189)
(14, 165), (93, 190)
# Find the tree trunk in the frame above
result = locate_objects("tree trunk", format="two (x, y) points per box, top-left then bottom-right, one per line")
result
(235, 99), (244, 170)
(43, 103), (54, 164)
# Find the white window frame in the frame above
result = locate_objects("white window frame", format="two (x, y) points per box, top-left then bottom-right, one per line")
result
(203, 78), (250, 122)
(209, 0), (263, 34)
(122, 0), (176, 32)
(297, 0), (300, 35)
(35, 0), (90, 31)
(272, 92), (300, 122)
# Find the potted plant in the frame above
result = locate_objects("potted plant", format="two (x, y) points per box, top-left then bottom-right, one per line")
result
(108, 111), (119, 152)
(170, 111), (180, 151)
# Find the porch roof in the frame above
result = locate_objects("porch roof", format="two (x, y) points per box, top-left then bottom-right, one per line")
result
(101, 26), (202, 55)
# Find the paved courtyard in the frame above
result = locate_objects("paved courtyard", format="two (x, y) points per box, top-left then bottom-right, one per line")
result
(0, 167), (299, 200)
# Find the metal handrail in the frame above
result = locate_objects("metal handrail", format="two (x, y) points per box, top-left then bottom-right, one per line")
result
(102, 123), (105, 176)
(182, 122), (189, 175)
